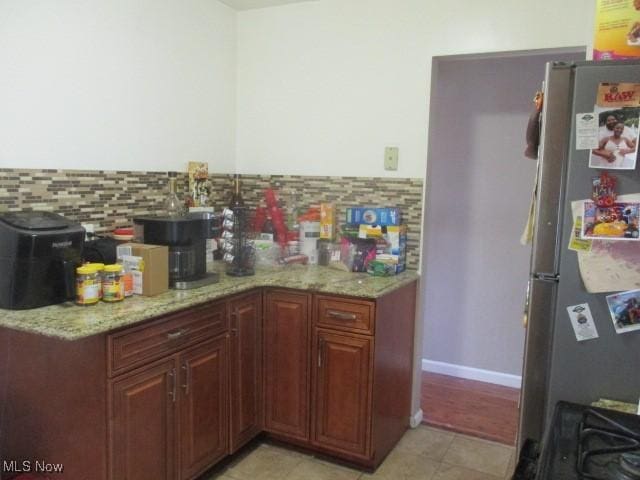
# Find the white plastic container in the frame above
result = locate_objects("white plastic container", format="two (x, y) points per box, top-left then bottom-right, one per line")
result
(299, 221), (320, 265)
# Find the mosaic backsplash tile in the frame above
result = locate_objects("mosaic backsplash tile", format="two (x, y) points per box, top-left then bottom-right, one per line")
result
(0, 169), (423, 268)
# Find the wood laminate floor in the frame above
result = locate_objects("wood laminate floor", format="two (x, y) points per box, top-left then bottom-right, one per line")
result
(421, 372), (520, 446)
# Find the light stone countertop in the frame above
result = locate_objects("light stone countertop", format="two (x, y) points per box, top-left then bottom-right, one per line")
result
(0, 264), (419, 341)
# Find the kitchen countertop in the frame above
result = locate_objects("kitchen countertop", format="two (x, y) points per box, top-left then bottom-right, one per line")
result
(0, 264), (419, 341)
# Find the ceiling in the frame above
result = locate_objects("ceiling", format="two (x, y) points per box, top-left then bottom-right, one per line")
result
(218, 0), (317, 10)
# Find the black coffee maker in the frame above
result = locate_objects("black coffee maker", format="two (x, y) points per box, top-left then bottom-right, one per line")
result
(133, 213), (220, 289)
(0, 212), (85, 309)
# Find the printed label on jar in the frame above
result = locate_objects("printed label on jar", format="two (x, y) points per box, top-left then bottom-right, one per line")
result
(76, 281), (100, 305)
(102, 280), (124, 302)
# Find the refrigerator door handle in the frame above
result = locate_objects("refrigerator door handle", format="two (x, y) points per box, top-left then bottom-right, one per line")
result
(533, 272), (560, 283)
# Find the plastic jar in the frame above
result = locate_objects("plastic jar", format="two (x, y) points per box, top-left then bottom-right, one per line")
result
(75, 264), (101, 306)
(91, 263), (105, 299)
(102, 264), (125, 302)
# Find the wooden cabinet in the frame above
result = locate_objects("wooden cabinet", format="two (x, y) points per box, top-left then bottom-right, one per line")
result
(310, 283), (417, 467)
(0, 280), (417, 479)
(108, 301), (230, 480)
(229, 290), (263, 452)
(178, 337), (228, 480)
(263, 289), (311, 442)
(312, 329), (372, 459)
(110, 359), (176, 480)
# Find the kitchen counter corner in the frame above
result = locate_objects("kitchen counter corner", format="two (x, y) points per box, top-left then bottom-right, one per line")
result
(0, 265), (419, 340)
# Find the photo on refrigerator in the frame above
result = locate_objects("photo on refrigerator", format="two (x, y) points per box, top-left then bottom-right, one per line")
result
(589, 106), (640, 169)
(581, 201), (640, 240)
(606, 289), (640, 334)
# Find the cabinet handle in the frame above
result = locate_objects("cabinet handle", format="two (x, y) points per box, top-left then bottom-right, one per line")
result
(318, 338), (324, 368)
(168, 368), (176, 403)
(181, 364), (190, 395)
(167, 328), (189, 340)
(326, 310), (357, 321)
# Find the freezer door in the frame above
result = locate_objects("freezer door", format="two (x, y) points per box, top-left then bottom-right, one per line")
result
(530, 62), (574, 278)
(517, 62), (573, 451)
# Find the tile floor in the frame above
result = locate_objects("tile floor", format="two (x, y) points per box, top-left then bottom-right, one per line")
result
(204, 425), (516, 480)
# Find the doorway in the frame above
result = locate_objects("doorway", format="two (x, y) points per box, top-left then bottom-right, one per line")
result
(419, 47), (586, 444)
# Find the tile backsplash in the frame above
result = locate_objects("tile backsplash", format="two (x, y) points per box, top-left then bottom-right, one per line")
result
(0, 169), (423, 268)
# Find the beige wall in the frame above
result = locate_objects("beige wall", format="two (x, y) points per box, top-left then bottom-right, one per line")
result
(235, 0), (593, 178)
(0, 0), (237, 173)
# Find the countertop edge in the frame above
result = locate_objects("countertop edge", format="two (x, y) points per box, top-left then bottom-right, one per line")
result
(0, 269), (420, 341)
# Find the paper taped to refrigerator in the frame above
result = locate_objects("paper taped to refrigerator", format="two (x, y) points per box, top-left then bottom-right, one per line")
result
(566, 303), (599, 341)
(571, 194), (640, 293)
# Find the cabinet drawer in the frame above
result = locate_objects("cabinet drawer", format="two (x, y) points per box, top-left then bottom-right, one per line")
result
(315, 296), (374, 335)
(108, 301), (228, 376)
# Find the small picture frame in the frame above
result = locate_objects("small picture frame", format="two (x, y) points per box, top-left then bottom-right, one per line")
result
(582, 201), (640, 241)
(606, 289), (640, 334)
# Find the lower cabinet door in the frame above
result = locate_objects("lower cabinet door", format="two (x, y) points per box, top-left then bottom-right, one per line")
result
(312, 330), (372, 459)
(110, 359), (177, 480)
(264, 290), (311, 442)
(230, 291), (263, 452)
(178, 335), (229, 480)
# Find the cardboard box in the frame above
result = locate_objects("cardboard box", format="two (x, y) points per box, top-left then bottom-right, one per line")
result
(345, 207), (401, 226)
(117, 243), (169, 296)
(375, 225), (407, 274)
(320, 203), (336, 240)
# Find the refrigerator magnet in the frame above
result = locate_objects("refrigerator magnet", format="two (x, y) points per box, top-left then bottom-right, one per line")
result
(566, 303), (599, 341)
(568, 216), (592, 252)
(605, 289), (640, 334)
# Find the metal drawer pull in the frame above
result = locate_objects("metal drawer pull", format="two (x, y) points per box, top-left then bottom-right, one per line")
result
(168, 368), (176, 403)
(166, 328), (189, 340)
(318, 338), (324, 368)
(181, 364), (190, 395)
(326, 310), (357, 321)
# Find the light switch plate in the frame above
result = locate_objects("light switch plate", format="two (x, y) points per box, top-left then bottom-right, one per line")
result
(384, 147), (399, 171)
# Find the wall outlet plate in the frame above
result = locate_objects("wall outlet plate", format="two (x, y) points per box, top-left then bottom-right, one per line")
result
(384, 146), (399, 171)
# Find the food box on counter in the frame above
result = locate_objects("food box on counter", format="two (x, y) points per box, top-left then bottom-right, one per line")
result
(117, 243), (168, 296)
(375, 225), (407, 274)
(345, 207), (401, 226)
(320, 203), (336, 240)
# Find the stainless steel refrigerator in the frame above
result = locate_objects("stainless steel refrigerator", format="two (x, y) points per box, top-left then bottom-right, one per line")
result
(517, 60), (640, 452)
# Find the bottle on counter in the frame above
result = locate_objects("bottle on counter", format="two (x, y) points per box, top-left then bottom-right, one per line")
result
(262, 215), (275, 240)
(75, 264), (101, 306)
(165, 171), (185, 217)
(317, 239), (331, 266)
(229, 174), (244, 208)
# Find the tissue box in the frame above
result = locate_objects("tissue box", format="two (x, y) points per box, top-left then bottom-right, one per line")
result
(117, 243), (169, 296)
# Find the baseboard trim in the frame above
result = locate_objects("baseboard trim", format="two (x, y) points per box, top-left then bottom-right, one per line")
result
(409, 408), (423, 428)
(422, 359), (522, 389)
